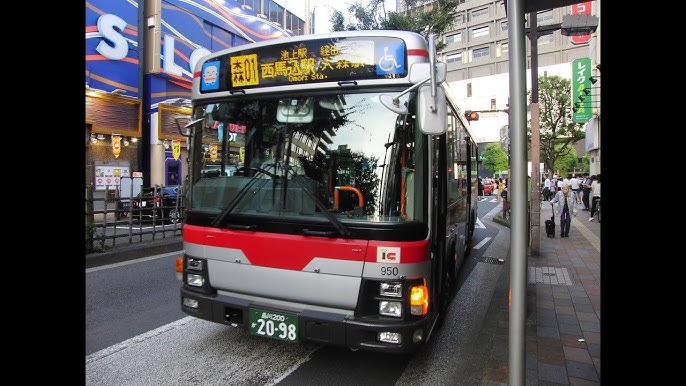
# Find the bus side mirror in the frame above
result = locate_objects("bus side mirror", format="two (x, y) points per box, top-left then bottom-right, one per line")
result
(418, 86), (446, 135)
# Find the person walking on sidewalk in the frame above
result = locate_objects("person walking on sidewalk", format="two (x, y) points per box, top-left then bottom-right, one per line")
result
(581, 173), (592, 210)
(589, 174), (601, 222)
(550, 184), (577, 237)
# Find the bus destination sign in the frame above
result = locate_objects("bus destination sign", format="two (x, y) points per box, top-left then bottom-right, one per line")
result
(200, 37), (407, 93)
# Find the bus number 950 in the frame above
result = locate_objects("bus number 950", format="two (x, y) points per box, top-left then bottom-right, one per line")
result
(381, 266), (399, 276)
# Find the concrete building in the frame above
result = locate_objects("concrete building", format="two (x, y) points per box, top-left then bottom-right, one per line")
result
(397, 0), (601, 176)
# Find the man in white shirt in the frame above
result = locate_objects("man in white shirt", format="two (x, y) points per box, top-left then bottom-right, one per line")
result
(569, 176), (581, 204)
(543, 175), (552, 201)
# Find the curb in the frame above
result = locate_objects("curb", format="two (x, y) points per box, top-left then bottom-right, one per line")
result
(85, 238), (183, 268)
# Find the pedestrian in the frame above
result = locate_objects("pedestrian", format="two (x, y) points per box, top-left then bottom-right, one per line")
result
(550, 183), (577, 237)
(569, 175), (581, 204)
(581, 173), (592, 210)
(497, 177), (504, 202)
(478, 177), (484, 199)
(543, 175), (552, 201)
(588, 174), (601, 222)
(501, 178), (509, 219)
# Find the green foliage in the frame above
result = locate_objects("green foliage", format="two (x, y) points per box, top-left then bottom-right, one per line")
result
(527, 75), (586, 178)
(481, 142), (509, 175)
(328, 0), (460, 51)
(581, 153), (590, 173)
(553, 143), (578, 174)
(85, 219), (105, 253)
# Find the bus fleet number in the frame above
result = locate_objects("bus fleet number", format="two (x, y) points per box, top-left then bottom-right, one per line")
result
(381, 266), (399, 276)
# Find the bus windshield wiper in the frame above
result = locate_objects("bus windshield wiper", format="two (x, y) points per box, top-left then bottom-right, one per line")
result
(210, 166), (276, 227)
(286, 168), (351, 238)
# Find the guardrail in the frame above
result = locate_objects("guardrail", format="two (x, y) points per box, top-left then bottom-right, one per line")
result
(85, 184), (186, 253)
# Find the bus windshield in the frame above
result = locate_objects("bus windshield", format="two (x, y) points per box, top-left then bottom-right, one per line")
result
(187, 90), (426, 225)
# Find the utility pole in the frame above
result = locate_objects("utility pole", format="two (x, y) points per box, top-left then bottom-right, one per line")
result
(529, 13), (541, 255)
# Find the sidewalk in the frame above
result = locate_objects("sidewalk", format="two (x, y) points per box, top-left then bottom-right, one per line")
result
(483, 200), (601, 385)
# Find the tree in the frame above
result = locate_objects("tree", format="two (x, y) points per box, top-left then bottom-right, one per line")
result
(328, 0), (460, 51)
(528, 75), (585, 178)
(481, 142), (509, 176)
(581, 153), (590, 173)
(553, 143), (578, 175)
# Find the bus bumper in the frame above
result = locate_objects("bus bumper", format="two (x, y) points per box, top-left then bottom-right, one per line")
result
(180, 287), (430, 355)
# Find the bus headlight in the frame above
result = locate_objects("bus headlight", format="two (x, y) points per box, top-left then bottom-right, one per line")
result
(186, 273), (205, 287)
(379, 300), (402, 317)
(380, 282), (402, 297)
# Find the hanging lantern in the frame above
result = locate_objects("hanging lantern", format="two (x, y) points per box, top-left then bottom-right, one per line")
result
(172, 139), (181, 160)
(112, 135), (122, 158)
(210, 143), (218, 162)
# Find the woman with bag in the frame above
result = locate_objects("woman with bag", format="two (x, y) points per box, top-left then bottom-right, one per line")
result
(550, 183), (578, 237)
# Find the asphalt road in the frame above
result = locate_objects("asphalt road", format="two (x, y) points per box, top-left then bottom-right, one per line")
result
(85, 196), (507, 385)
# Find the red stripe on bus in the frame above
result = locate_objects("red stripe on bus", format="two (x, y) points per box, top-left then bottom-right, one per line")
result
(407, 49), (429, 57)
(184, 225), (368, 271)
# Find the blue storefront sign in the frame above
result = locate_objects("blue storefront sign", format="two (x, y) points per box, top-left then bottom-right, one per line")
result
(85, 0), (296, 108)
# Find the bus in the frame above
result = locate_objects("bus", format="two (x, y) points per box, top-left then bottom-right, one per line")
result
(176, 30), (480, 354)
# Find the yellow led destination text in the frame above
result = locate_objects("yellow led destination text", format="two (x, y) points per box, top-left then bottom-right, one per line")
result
(230, 43), (372, 87)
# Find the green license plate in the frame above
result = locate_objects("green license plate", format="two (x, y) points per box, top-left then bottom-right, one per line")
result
(248, 308), (299, 343)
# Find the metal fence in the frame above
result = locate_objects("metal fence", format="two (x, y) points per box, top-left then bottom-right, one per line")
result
(85, 184), (186, 253)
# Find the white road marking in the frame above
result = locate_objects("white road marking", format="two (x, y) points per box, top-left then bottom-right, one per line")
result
(472, 237), (491, 250)
(475, 217), (486, 229)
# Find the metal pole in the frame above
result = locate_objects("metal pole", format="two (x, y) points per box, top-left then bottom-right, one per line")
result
(507, 0), (527, 384)
(530, 13), (541, 255)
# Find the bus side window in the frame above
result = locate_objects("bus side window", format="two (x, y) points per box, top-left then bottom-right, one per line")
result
(404, 169), (415, 219)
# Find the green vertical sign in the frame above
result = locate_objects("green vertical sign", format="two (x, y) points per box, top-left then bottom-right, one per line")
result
(572, 58), (592, 123)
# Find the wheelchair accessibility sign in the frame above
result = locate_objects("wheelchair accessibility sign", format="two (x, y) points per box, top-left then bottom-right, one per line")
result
(375, 43), (405, 76)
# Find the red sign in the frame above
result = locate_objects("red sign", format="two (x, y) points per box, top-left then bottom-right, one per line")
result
(570, 2), (593, 44)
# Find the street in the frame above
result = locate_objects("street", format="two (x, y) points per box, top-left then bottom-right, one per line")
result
(86, 197), (508, 385)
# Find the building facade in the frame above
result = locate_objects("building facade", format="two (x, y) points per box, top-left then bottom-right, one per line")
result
(85, 0), (306, 207)
(398, 0), (601, 176)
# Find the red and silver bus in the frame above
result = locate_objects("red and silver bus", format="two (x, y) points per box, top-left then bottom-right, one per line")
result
(176, 30), (479, 354)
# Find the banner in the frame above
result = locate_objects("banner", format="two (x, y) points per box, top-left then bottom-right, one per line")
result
(172, 140), (181, 160)
(112, 135), (122, 158)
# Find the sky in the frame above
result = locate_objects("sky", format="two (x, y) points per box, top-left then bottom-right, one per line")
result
(274, 0), (397, 34)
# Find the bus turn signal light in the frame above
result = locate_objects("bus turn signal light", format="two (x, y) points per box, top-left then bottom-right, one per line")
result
(410, 285), (429, 315)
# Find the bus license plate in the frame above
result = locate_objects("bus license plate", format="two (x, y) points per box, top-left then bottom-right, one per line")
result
(248, 308), (299, 343)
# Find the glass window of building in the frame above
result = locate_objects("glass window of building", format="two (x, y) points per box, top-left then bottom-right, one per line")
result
(268, 2), (284, 25)
(237, 0), (260, 12)
(473, 46), (490, 59)
(472, 7), (489, 19)
(446, 32), (462, 44)
(501, 20), (508, 31)
(472, 25), (489, 39)
(496, 42), (508, 57)
(446, 52), (462, 63)
(455, 12), (464, 24)
(537, 33), (554, 45)
(467, 83), (472, 97)
(537, 10), (554, 23)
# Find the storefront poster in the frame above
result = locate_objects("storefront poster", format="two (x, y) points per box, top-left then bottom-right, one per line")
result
(94, 165), (130, 191)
